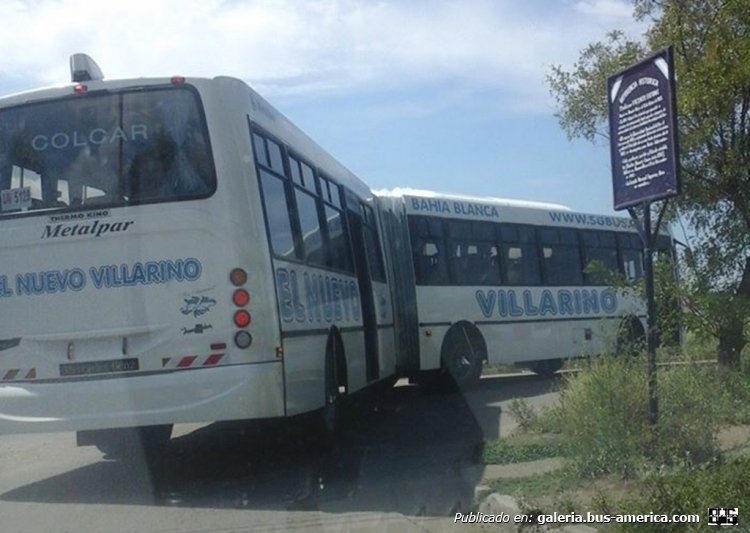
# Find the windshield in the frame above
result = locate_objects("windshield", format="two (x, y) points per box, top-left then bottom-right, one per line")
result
(0, 86), (215, 217)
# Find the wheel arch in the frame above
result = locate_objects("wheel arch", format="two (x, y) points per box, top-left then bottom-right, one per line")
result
(440, 320), (488, 367)
(616, 314), (646, 354)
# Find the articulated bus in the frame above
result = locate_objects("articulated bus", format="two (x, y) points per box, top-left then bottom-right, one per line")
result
(0, 55), (667, 455)
(379, 189), (672, 389)
(0, 55), (396, 455)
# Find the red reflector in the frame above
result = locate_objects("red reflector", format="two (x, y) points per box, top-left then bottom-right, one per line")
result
(204, 353), (224, 366)
(73, 83), (87, 94)
(233, 289), (250, 307)
(177, 356), (198, 368)
(234, 310), (251, 328)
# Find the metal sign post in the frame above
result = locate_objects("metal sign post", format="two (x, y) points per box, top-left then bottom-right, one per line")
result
(608, 46), (680, 427)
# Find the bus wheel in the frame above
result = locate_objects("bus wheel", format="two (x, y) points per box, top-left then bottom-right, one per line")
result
(314, 332), (346, 450)
(441, 322), (485, 390)
(616, 317), (646, 356)
(530, 359), (563, 377)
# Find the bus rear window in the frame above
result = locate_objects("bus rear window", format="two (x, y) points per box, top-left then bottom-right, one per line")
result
(0, 86), (215, 217)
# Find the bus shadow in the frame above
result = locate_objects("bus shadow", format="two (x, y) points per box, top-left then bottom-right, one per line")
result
(1, 373), (559, 517)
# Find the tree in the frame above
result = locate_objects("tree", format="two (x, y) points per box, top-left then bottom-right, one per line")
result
(548, 0), (750, 369)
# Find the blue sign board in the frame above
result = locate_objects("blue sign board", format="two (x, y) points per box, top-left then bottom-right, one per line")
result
(608, 47), (680, 210)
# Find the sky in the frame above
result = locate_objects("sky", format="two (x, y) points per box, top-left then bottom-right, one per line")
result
(0, 0), (649, 216)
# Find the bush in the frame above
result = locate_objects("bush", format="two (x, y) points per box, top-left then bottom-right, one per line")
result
(619, 457), (750, 532)
(507, 397), (538, 433)
(558, 355), (650, 478)
(656, 364), (721, 465)
(507, 397), (565, 434)
(557, 356), (725, 478)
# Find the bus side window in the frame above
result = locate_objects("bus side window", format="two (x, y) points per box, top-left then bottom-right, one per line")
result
(362, 204), (387, 282)
(415, 240), (448, 284)
(295, 187), (326, 266)
(409, 215), (448, 285)
(259, 170), (296, 260)
(618, 233), (643, 280)
(539, 227), (583, 286)
(446, 220), (499, 286)
(324, 204), (353, 273)
(582, 230), (619, 284)
(500, 224), (540, 285)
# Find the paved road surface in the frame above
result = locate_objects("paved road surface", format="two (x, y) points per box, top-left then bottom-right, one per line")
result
(0, 373), (560, 533)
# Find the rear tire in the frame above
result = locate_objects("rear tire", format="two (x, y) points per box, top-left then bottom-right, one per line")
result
(616, 317), (646, 356)
(530, 359), (563, 377)
(441, 322), (484, 390)
(311, 332), (345, 451)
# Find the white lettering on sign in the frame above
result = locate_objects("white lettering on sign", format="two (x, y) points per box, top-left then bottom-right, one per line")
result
(31, 124), (148, 151)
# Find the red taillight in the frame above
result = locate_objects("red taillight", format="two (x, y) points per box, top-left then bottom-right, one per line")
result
(73, 83), (87, 94)
(171, 75), (186, 85)
(230, 268), (251, 345)
(233, 289), (250, 307)
(234, 310), (251, 328)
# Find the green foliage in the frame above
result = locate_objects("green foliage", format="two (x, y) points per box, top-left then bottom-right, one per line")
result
(558, 356), (651, 478)
(585, 251), (683, 348)
(507, 397), (539, 433)
(657, 364), (720, 465)
(481, 437), (566, 465)
(547, 31), (644, 143)
(507, 397), (566, 434)
(619, 457), (750, 532)
(557, 356), (728, 478)
(489, 468), (580, 500)
(714, 365), (750, 425)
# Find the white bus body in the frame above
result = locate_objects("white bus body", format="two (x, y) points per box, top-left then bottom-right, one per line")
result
(0, 55), (668, 444)
(0, 57), (396, 439)
(379, 189), (671, 385)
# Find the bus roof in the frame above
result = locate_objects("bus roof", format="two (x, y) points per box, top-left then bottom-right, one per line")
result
(380, 187), (671, 236)
(377, 187), (572, 211)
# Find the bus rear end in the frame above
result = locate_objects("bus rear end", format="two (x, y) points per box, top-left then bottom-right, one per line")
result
(0, 73), (284, 442)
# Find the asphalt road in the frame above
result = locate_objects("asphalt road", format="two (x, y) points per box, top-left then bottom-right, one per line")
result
(0, 373), (561, 533)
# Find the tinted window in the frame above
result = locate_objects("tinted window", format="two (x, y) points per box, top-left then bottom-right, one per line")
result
(0, 87), (215, 217)
(295, 188), (325, 266)
(447, 220), (500, 286)
(260, 171), (295, 260)
(618, 232), (644, 280)
(500, 224), (541, 285)
(582, 230), (619, 284)
(267, 139), (284, 174)
(325, 206), (352, 272)
(364, 225), (386, 282)
(503, 244), (541, 285)
(540, 227), (582, 285)
(361, 205), (386, 282)
(409, 216), (448, 285)
(253, 133), (268, 168)
(301, 162), (316, 193)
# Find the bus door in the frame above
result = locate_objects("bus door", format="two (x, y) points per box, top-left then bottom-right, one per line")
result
(346, 198), (379, 383)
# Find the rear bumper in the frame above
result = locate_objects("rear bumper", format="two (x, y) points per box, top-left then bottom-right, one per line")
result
(0, 362), (284, 434)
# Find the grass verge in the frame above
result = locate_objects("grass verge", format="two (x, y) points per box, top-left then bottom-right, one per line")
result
(478, 349), (750, 530)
